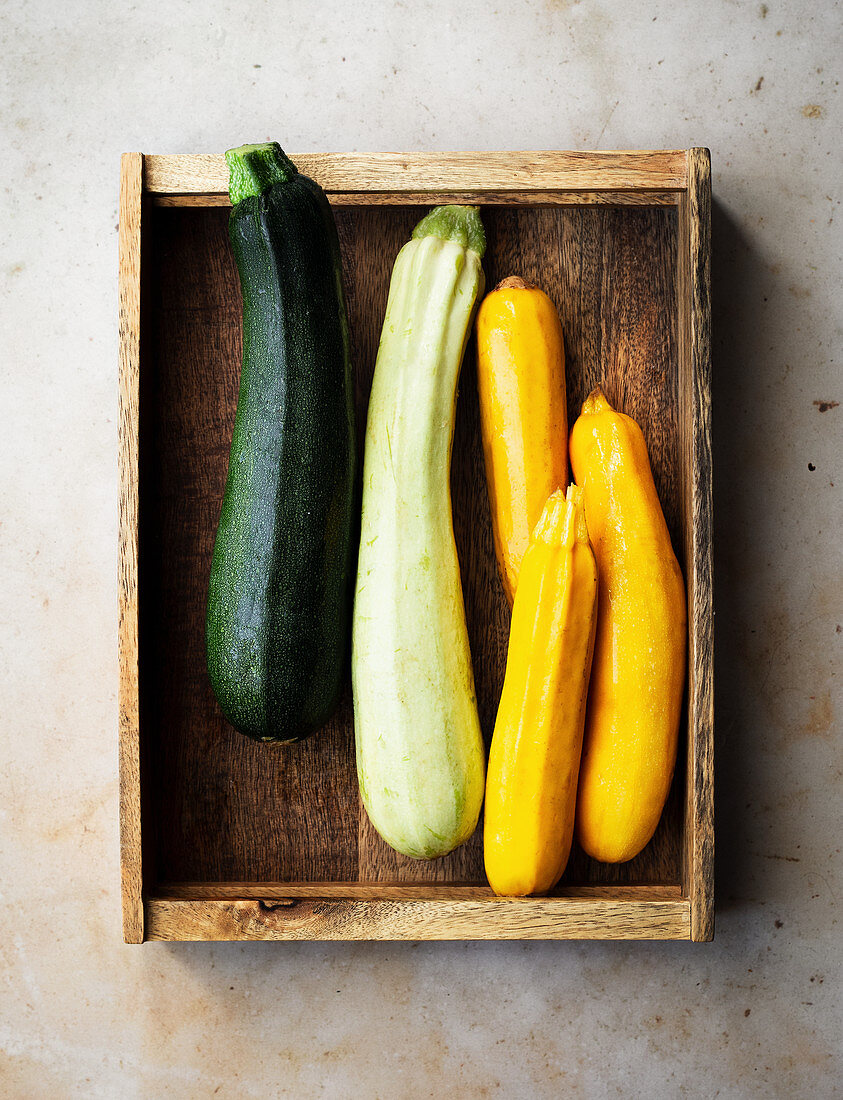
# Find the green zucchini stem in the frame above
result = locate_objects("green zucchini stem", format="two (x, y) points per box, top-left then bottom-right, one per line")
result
(225, 142), (297, 205)
(411, 204), (486, 258)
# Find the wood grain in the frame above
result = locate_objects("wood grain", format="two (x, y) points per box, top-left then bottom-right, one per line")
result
(158, 880), (686, 897)
(145, 894), (691, 941)
(151, 190), (682, 209)
(118, 154), (144, 943)
(143, 151), (688, 199)
(155, 882), (683, 901)
(679, 149), (715, 941)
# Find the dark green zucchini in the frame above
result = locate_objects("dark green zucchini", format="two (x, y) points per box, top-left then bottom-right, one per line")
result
(206, 143), (356, 743)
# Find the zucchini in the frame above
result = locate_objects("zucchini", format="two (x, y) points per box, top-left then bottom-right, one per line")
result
(483, 486), (598, 896)
(206, 143), (356, 743)
(570, 388), (686, 861)
(352, 205), (486, 859)
(475, 276), (568, 605)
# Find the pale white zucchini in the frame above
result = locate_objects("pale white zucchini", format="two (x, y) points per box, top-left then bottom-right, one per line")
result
(352, 206), (486, 859)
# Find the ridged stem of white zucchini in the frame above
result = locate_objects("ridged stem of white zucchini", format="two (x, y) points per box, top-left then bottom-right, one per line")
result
(353, 208), (486, 860)
(412, 204), (486, 256)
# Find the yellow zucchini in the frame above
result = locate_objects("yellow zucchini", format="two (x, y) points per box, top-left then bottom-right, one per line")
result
(475, 277), (568, 604)
(484, 486), (597, 896)
(570, 388), (687, 863)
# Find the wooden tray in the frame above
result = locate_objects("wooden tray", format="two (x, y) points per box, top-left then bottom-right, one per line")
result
(119, 150), (713, 943)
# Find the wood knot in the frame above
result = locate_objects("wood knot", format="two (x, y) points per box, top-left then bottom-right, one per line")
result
(257, 899), (299, 913)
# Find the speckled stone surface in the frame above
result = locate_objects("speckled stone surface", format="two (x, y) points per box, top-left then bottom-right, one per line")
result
(1, 0), (840, 1095)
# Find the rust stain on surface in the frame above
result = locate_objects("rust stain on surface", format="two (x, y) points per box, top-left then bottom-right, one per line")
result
(813, 400), (839, 412)
(801, 690), (833, 737)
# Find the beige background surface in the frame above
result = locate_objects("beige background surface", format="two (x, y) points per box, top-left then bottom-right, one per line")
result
(1, 0), (841, 1096)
